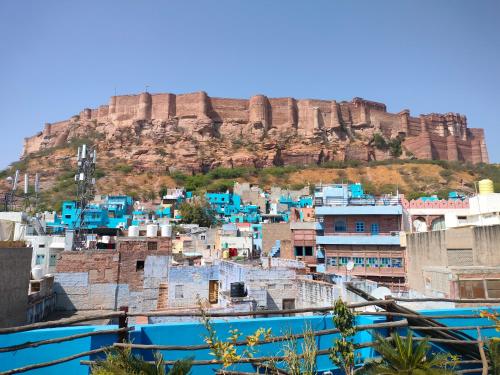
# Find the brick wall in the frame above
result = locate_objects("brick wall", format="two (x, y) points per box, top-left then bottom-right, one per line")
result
(262, 223), (291, 255)
(322, 215), (400, 235)
(54, 237), (172, 313)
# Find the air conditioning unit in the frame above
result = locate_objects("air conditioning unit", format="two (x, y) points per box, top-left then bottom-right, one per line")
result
(390, 231), (399, 236)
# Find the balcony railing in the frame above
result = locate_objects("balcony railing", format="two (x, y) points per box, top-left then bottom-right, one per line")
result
(314, 196), (402, 207)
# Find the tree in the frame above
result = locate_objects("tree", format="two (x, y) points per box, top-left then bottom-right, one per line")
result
(91, 347), (193, 375)
(373, 133), (388, 150)
(329, 299), (356, 375)
(179, 200), (217, 227)
(388, 137), (403, 157)
(360, 331), (456, 375)
(158, 185), (169, 199)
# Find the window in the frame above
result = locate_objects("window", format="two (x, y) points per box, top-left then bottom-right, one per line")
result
(200, 235), (206, 241)
(35, 254), (45, 265)
(64, 214), (71, 219)
(334, 220), (347, 232)
(65, 205), (72, 209)
(49, 254), (57, 266)
(366, 257), (378, 267)
(136, 260), (145, 271)
(175, 285), (184, 298)
(391, 258), (403, 268)
(339, 257), (350, 266)
(355, 221), (365, 232)
(304, 246), (313, 256)
(486, 280), (500, 298)
(295, 246), (304, 256)
(147, 241), (157, 251)
(370, 223), (379, 235)
(380, 257), (390, 267)
(459, 280), (485, 299)
(353, 257), (364, 266)
(39, 244), (45, 248)
(328, 257), (338, 266)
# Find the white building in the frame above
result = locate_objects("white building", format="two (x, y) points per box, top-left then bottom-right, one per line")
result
(25, 235), (66, 276)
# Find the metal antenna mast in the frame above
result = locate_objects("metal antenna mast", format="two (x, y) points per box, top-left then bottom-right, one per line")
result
(73, 144), (97, 250)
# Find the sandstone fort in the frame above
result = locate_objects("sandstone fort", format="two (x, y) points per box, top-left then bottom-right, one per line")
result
(23, 91), (489, 173)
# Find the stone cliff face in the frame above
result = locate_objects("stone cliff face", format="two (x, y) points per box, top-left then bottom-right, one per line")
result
(22, 91), (489, 173)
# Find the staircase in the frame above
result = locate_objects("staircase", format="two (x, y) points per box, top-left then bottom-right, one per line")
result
(269, 240), (280, 257)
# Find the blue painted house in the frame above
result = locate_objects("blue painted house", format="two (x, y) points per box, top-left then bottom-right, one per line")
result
(47, 195), (134, 231)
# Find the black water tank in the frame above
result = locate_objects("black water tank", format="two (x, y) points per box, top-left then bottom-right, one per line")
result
(230, 282), (246, 297)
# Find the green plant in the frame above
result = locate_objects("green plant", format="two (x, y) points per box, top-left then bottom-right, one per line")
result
(373, 133), (388, 150)
(158, 186), (168, 199)
(360, 331), (457, 375)
(405, 191), (428, 201)
(91, 346), (193, 375)
(206, 180), (234, 193)
(439, 168), (453, 181)
(114, 164), (133, 174)
(289, 183), (306, 191)
(388, 137), (403, 157)
(329, 299), (356, 375)
(199, 302), (272, 369)
(487, 338), (500, 375)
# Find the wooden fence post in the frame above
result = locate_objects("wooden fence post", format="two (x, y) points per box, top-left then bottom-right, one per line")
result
(476, 327), (488, 375)
(118, 306), (129, 343)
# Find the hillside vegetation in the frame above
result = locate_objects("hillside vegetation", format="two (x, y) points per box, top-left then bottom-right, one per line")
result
(1, 142), (499, 212)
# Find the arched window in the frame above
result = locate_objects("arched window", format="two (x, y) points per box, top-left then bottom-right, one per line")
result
(431, 217), (445, 231)
(334, 220), (347, 232)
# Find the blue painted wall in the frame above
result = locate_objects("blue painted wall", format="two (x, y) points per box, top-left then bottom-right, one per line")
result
(1, 307), (499, 375)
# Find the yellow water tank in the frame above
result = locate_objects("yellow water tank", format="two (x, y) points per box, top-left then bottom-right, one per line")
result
(222, 250), (229, 259)
(478, 179), (494, 195)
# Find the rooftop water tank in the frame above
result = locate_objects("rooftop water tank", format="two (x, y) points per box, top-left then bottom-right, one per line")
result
(146, 224), (158, 237)
(128, 225), (139, 237)
(160, 224), (172, 237)
(32, 266), (43, 280)
(478, 179), (494, 195)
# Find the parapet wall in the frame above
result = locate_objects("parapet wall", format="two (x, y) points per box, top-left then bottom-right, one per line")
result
(22, 90), (489, 164)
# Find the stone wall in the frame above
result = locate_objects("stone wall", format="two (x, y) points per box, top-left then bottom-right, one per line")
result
(406, 225), (500, 295)
(167, 265), (219, 308)
(296, 278), (340, 308)
(0, 247), (32, 327)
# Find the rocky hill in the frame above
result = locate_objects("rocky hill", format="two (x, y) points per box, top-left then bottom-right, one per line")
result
(2, 144), (499, 212)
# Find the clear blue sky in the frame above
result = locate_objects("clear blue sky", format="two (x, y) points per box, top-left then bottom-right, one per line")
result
(1, 0), (499, 168)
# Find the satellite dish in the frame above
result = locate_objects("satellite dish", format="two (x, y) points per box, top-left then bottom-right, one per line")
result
(346, 261), (354, 271)
(371, 286), (392, 300)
